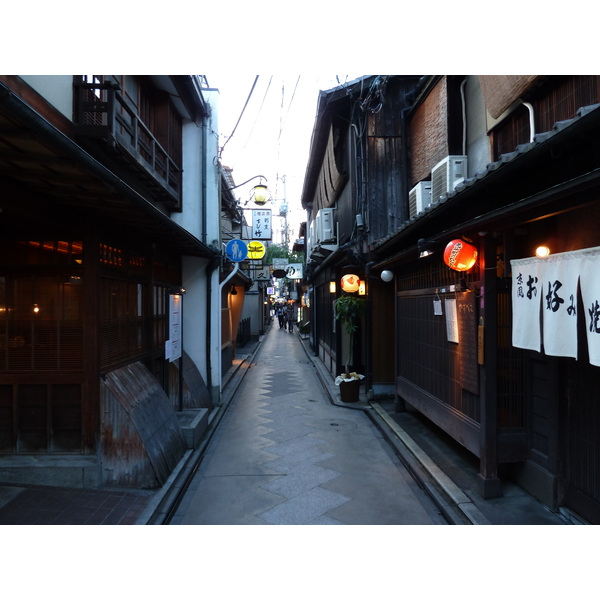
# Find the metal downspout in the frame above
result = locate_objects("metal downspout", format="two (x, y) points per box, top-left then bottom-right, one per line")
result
(205, 254), (221, 397)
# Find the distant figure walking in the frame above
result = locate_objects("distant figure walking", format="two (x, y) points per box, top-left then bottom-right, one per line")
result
(276, 306), (285, 329)
(287, 305), (294, 333)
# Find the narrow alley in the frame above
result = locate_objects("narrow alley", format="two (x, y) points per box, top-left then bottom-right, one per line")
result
(167, 322), (447, 525)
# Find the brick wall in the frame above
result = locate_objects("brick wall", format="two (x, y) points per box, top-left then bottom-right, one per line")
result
(410, 77), (449, 185)
(478, 75), (541, 119)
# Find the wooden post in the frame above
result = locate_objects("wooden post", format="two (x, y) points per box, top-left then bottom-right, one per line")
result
(82, 234), (100, 455)
(478, 232), (502, 498)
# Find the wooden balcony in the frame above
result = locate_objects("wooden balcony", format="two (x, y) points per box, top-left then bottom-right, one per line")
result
(73, 81), (182, 210)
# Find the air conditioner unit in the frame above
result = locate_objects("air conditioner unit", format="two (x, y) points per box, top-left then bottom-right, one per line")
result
(307, 220), (317, 255)
(408, 181), (432, 218)
(431, 155), (467, 203)
(315, 208), (336, 244)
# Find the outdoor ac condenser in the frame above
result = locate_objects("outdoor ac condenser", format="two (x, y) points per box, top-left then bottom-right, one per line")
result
(316, 208), (335, 243)
(408, 181), (432, 218)
(431, 155), (467, 203)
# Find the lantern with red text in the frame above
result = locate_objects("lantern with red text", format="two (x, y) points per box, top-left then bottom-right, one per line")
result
(340, 274), (361, 293)
(444, 239), (478, 271)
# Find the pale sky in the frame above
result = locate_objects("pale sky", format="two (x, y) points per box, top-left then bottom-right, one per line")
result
(206, 75), (359, 246)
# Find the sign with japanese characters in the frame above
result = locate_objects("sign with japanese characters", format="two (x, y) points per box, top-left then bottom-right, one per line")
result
(252, 209), (272, 240)
(254, 267), (271, 281)
(511, 246), (600, 366)
(285, 263), (303, 279)
(168, 294), (182, 362)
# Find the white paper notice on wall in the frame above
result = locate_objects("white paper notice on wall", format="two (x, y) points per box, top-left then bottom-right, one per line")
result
(433, 299), (443, 315)
(445, 299), (459, 343)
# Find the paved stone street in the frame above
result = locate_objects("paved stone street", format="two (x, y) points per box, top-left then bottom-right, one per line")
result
(170, 323), (446, 525)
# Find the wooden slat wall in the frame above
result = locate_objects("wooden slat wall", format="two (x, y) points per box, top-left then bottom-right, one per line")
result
(312, 126), (346, 214)
(102, 361), (187, 488)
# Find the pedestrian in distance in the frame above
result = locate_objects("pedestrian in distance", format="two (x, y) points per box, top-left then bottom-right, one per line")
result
(287, 305), (294, 333)
(276, 306), (285, 329)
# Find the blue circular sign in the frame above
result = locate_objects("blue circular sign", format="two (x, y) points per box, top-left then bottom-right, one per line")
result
(225, 239), (248, 262)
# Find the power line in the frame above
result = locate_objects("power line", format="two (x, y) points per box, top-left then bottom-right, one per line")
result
(241, 76), (273, 151)
(277, 75), (301, 143)
(219, 75), (259, 159)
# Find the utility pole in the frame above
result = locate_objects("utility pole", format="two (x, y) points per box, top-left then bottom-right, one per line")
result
(277, 175), (290, 247)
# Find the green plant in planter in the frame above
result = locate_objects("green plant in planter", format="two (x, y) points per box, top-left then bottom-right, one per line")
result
(334, 294), (366, 375)
(298, 321), (310, 334)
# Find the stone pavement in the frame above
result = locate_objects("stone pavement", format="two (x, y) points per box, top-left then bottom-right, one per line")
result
(0, 319), (572, 526)
(169, 324), (446, 525)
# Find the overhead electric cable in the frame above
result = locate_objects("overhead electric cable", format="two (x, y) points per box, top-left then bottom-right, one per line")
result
(219, 75), (259, 159)
(241, 75), (273, 151)
(277, 75), (300, 142)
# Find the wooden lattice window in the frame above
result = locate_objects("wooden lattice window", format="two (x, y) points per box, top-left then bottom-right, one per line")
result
(99, 278), (150, 370)
(492, 75), (600, 161)
(0, 275), (83, 372)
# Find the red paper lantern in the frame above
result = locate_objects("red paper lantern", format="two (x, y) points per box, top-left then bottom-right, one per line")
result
(444, 239), (478, 271)
(340, 274), (361, 293)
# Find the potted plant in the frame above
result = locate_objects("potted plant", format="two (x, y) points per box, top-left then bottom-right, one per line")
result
(298, 321), (310, 339)
(334, 294), (366, 402)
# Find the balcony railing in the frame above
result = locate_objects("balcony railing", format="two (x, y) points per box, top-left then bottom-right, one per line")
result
(74, 81), (182, 209)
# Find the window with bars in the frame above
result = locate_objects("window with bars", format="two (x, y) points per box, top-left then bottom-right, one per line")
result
(0, 275), (83, 372)
(99, 278), (149, 370)
(0, 240), (83, 266)
(492, 76), (600, 160)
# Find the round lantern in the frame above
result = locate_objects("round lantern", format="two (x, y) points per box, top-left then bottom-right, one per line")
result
(252, 184), (268, 206)
(340, 273), (361, 293)
(444, 239), (478, 271)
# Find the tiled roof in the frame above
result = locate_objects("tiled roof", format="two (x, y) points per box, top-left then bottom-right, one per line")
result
(374, 103), (600, 250)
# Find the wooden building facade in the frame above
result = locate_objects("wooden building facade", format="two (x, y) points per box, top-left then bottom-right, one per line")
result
(0, 75), (219, 489)
(301, 75), (600, 524)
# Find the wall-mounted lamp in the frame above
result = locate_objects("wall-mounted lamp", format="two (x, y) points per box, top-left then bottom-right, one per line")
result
(358, 281), (366, 296)
(33, 304), (40, 314)
(230, 286), (238, 296)
(171, 286), (186, 295)
(329, 281), (336, 294)
(418, 238), (439, 258)
(380, 270), (394, 282)
(535, 245), (551, 258)
(225, 174), (271, 206)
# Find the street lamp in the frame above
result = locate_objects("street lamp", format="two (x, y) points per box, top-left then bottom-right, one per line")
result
(251, 182), (269, 206)
(225, 174), (270, 207)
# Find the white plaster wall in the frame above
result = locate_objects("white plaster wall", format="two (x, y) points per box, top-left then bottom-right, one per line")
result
(465, 76), (492, 176)
(19, 75), (73, 120)
(171, 88), (223, 399)
(203, 89), (222, 249)
(182, 256), (210, 380)
(172, 89), (221, 249)
(174, 121), (203, 240)
(242, 291), (261, 337)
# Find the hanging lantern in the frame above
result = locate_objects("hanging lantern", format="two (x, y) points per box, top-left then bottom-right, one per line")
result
(340, 273), (361, 293)
(444, 239), (478, 271)
(252, 184), (268, 206)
